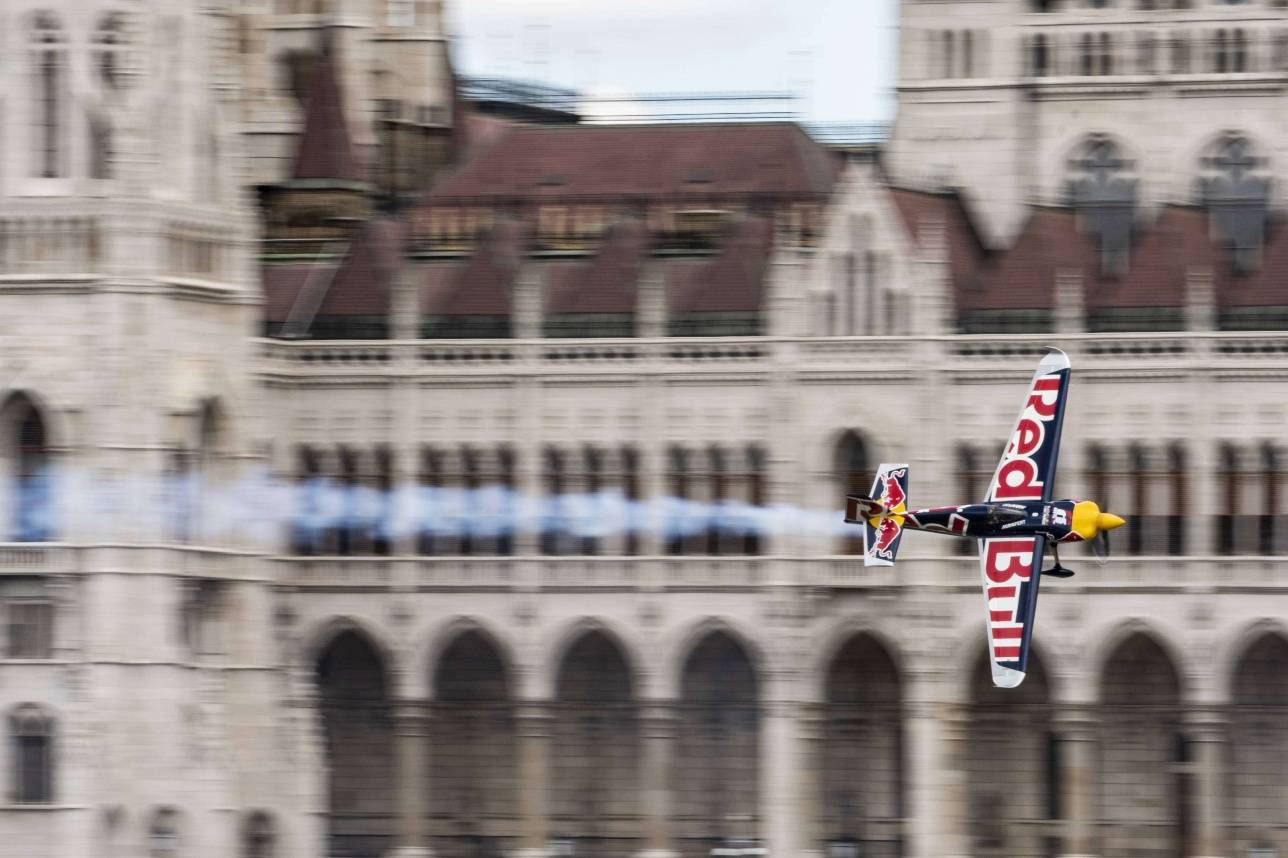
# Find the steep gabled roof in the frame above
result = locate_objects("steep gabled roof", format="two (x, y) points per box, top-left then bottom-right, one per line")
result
(421, 220), (528, 316)
(544, 219), (650, 315)
(291, 44), (360, 183)
(667, 216), (774, 315)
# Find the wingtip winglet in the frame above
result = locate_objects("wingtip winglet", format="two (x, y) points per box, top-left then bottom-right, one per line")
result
(1038, 347), (1070, 373)
(990, 661), (1027, 689)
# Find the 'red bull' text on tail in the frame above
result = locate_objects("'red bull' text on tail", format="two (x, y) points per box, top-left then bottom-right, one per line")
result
(844, 463), (910, 567)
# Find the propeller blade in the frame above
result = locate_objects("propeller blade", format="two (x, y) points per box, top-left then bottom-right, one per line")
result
(1091, 530), (1110, 566)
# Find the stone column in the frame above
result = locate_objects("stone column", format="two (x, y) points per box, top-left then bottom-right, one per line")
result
(393, 701), (433, 858)
(904, 678), (965, 858)
(516, 702), (552, 858)
(796, 703), (824, 857)
(1185, 267), (1216, 334)
(1055, 706), (1097, 858)
(761, 692), (804, 858)
(639, 703), (677, 858)
(1185, 708), (1228, 858)
(1055, 271), (1085, 335)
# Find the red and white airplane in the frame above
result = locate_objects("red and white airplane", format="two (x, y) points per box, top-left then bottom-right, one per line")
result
(844, 349), (1125, 688)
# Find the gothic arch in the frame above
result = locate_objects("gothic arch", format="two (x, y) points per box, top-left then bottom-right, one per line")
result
(1219, 618), (1288, 702)
(663, 616), (765, 700)
(0, 390), (64, 452)
(420, 616), (517, 702)
(812, 620), (904, 704)
(1087, 617), (1190, 703)
(300, 614), (397, 680)
(545, 618), (643, 701)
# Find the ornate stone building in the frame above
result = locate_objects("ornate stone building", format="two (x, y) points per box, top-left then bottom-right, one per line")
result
(4, 1), (1288, 858)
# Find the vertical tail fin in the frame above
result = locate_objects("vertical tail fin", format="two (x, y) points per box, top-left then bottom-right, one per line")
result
(848, 463), (910, 567)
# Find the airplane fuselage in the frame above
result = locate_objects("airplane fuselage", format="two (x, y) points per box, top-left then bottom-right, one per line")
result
(901, 500), (1090, 544)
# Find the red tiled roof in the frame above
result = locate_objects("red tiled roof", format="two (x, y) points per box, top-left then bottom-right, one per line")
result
(1084, 207), (1215, 311)
(544, 220), (650, 314)
(889, 187), (989, 309)
(421, 220), (528, 315)
(262, 264), (336, 323)
(292, 45), (360, 182)
(261, 220), (399, 323)
(967, 208), (1084, 311)
(667, 216), (773, 315)
(424, 123), (840, 203)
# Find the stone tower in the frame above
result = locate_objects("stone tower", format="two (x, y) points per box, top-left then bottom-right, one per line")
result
(236, 0), (460, 203)
(888, 0), (1288, 245)
(0, 2), (310, 855)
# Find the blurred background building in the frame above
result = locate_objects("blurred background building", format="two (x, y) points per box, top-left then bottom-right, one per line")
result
(2, 2), (1288, 858)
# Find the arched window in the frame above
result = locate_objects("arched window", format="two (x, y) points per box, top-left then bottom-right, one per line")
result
(620, 443), (641, 559)
(292, 447), (323, 555)
(88, 113), (112, 180)
(148, 807), (181, 858)
(1171, 34), (1191, 74)
(1098, 32), (1113, 75)
(745, 446), (766, 556)
(93, 13), (126, 91)
(4, 394), (54, 543)
(1233, 29), (1248, 72)
(581, 447), (602, 556)
(962, 30), (974, 78)
(665, 447), (688, 555)
(10, 705), (53, 804)
(1219, 443), (1241, 555)
(707, 447), (726, 554)
(242, 811), (275, 858)
(837, 432), (870, 555)
(31, 13), (66, 179)
(1215, 29), (1229, 74)
(1033, 34), (1050, 77)
(1066, 135), (1137, 272)
(1079, 33), (1095, 75)
(497, 446), (516, 556)
(543, 447), (568, 556)
(1137, 32), (1156, 74)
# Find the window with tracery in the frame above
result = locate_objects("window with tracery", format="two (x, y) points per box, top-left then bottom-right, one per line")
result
(11, 705), (53, 804)
(31, 12), (66, 179)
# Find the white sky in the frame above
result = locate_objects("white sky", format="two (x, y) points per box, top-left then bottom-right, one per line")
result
(447, 0), (899, 124)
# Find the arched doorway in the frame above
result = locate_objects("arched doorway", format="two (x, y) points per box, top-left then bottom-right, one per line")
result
(820, 634), (902, 856)
(1230, 632), (1288, 856)
(673, 630), (760, 858)
(1098, 632), (1183, 857)
(551, 629), (641, 858)
(966, 646), (1055, 857)
(315, 629), (394, 857)
(432, 629), (517, 858)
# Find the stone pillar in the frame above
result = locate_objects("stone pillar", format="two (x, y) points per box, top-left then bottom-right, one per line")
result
(393, 701), (433, 858)
(1055, 706), (1097, 858)
(637, 260), (667, 339)
(639, 703), (677, 858)
(904, 679), (965, 858)
(1185, 267), (1216, 334)
(1055, 271), (1085, 335)
(513, 261), (544, 340)
(761, 692), (804, 858)
(516, 703), (552, 858)
(1185, 708), (1228, 858)
(796, 703), (824, 857)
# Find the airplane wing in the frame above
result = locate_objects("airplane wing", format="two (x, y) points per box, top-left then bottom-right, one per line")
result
(978, 349), (1071, 687)
(979, 535), (1045, 687)
(984, 348), (1071, 505)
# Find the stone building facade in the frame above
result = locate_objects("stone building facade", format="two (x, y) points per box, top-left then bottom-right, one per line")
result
(2, 2), (1288, 858)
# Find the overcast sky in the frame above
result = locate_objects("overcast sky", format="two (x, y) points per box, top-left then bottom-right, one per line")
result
(448, 0), (899, 124)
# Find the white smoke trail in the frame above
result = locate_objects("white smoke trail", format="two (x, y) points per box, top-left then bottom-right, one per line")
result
(6, 464), (866, 549)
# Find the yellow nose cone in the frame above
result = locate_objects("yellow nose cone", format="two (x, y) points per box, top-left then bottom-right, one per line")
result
(1072, 500), (1101, 540)
(1096, 512), (1125, 531)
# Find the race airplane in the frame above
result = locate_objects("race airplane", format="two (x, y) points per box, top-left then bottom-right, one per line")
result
(843, 348), (1124, 689)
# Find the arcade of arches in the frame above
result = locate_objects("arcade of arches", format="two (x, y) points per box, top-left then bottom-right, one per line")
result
(312, 623), (1288, 858)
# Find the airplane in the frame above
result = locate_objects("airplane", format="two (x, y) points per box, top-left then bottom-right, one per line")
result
(842, 348), (1124, 689)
